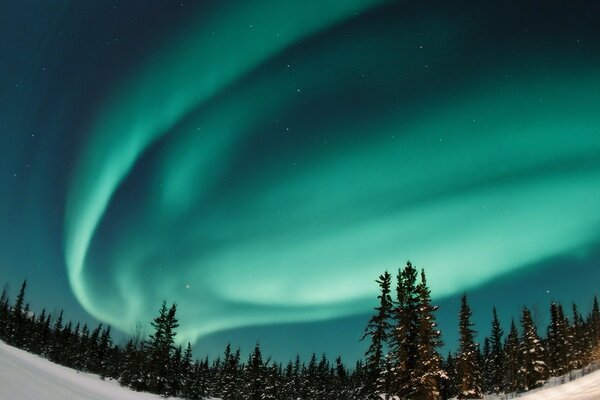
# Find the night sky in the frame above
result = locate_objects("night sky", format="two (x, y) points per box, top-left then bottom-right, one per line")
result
(2, 0), (600, 362)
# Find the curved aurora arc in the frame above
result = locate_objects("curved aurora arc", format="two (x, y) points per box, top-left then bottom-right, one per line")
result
(65, 1), (600, 344)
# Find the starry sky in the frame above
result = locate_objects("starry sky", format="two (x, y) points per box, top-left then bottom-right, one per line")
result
(1, 0), (600, 362)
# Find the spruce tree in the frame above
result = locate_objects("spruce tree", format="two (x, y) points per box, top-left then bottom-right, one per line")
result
(503, 319), (521, 393)
(145, 301), (180, 396)
(49, 310), (64, 363)
(440, 352), (457, 400)
(481, 338), (492, 394)
(30, 308), (48, 355)
(98, 326), (113, 376)
(281, 361), (296, 400)
(588, 296), (600, 355)
(333, 356), (349, 400)
(486, 308), (504, 393)
(180, 342), (194, 398)
(217, 343), (242, 399)
(547, 302), (570, 376)
(570, 303), (587, 368)
(302, 353), (318, 400)
(389, 262), (420, 398)
(170, 345), (183, 396)
(519, 306), (548, 390)
(9, 279), (27, 347)
(361, 270), (393, 398)
(0, 284), (9, 339)
(456, 294), (482, 399)
(246, 343), (265, 400)
(75, 323), (90, 371)
(413, 269), (444, 400)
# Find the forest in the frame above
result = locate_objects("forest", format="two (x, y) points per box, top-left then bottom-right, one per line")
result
(1, 261), (599, 400)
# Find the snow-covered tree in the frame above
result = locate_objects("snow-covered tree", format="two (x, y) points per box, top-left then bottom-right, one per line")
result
(546, 302), (570, 376)
(503, 319), (521, 393)
(361, 270), (393, 398)
(389, 262), (420, 398)
(144, 301), (180, 396)
(486, 308), (504, 393)
(245, 343), (265, 400)
(456, 294), (482, 399)
(519, 307), (548, 390)
(413, 269), (444, 400)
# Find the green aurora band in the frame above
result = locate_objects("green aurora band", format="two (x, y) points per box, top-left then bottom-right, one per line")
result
(65, 1), (600, 344)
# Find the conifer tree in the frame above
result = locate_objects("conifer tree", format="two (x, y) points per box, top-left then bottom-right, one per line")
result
(361, 271), (393, 398)
(281, 361), (296, 400)
(0, 284), (9, 339)
(481, 338), (492, 393)
(246, 343), (265, 400)
(503, 319), (521, 393)
(519, 307), (548, 390)
(119, 340), (137, 388)
(302, 353), (318, 399)
(187, 358), (210, 399)
(216, 343), (242, 399)
(570, 303), (587, 368)
(440, 352), (457, 399)
(170, 345), (183, 395)
(262, 363), (281, 400)
(292, 355), (303, 399)
(456, 294), (482, 399)
(413, 269), (444, 400)
(332, 356), (349, 400)
(9, 279), (27, 347)
(547, 302), (570, 376)
(145, 301), (180, 395)
(389, 262), (420, 398)
(588, 296), (600, 354)
(98, 326), (113, 376)
(29, 308), (48, 355)
(49, 310), (64, 362)
(180, 342), (194, 398)
(486, 308), (504, 393)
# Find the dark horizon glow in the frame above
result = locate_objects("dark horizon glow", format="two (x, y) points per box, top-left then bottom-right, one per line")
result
(1, 0), (600, 362)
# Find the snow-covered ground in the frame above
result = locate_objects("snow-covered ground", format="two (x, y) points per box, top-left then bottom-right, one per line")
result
(483, 367), (600, 400)
(0, 341), (218, 400)
(514, 369), (600, 400)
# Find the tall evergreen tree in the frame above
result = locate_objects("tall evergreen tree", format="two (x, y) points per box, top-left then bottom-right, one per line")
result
(98, 326), (113, 376)
(519, 306), (548, 390)
(9, 279), (27, 347)
(389, 262), (420, 398)
(145, 301), (180, 396)
(570, 303), (588, 368)
(49, 310), (64, 363)
(486, 308), (504, 393)
(0, 284), (9, 339)
(246, 343), (265, 400)
(588, 296), (600, 355)
(503, 319), (521, 393)
(456, 294), (482, 399)
(361, 270), (393, 398)
(413, 269), (444, 400)
(219, 345), (242, 400)
(547, 302), (570, 376)
(481, 338), (492, 394)
(180, 342), (194, 398)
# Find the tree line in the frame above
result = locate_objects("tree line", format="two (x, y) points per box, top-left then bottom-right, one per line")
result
(1, 262), (599, 399)
(362, 262), (600, 399)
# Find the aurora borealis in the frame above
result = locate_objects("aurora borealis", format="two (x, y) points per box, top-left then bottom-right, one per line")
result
(2, 0), (600, 360)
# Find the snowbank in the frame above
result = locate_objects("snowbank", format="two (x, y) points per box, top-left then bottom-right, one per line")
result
(0, 341), (218, 400)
